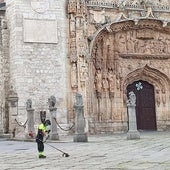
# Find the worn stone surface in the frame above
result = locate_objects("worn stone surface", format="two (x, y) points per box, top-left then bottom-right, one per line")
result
(0, 132), (170, 169)
(73, 93), (88, 142)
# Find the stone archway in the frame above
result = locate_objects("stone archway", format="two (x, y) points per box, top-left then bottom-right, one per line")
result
(123, 65), (170, 94)
(88, 19), (170, 133)
(123, 65), (170, 131)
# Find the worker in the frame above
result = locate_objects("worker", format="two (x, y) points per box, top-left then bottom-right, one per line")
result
(36, 119), (51, 158)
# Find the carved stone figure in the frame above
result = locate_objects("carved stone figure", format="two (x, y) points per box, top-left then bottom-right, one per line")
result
(80, 65), (88, 82)
(70, 38), (77, 62)
(142, 0), (155, 18)
(165, 38), (170, 54)
(26, 99), (32, 109)
(162, 90), (166, 106)
(107, 69), (114, 93)
(102, 73), (109, 91)
(127, 31), (137, 53)
(127, 91), (136, 106)
(116, 74), (120, 90)
(156, 89), (160, 107)
(75, 93), (83, 106)
(115, 33), (127, 53)
(48, 95), (56, 108)
(95, 69), (102, 93)
(71, 63), (78, 88)
(70, 14), (76, 37)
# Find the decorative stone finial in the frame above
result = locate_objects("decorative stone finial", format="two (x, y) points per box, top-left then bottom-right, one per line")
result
(127, 91), (136, 106)
(26, 99), (32, 109)
(75, 93), (83, 107)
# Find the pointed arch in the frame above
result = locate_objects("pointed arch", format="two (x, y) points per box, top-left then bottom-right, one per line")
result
(123, 65), (170, 93)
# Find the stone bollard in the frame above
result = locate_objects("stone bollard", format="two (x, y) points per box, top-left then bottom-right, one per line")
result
(73, 93), (88, 142)
(127, 91), (140, 140)
(48, 96), (59, 140)
(26, 99), (35, 138)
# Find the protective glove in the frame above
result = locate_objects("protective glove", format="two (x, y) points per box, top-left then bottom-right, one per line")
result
(43, 133), (49, 142)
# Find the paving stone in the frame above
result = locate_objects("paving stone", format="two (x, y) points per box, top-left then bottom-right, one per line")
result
(0, 132), (170, 169)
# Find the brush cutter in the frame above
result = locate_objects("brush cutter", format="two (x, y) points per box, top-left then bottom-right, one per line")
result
(28, 131), (70, 157)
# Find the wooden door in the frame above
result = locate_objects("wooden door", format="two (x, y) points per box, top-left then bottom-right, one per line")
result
(127, 80), (157, 130)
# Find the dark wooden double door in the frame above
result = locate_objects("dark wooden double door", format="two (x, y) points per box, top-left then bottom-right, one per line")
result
(127, 80), (157, 130)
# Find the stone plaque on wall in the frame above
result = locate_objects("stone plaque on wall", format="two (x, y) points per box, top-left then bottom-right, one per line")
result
(23, 19), (58, 44)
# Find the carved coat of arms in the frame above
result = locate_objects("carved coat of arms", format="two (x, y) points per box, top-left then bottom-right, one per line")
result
(31, 0), (49, 13)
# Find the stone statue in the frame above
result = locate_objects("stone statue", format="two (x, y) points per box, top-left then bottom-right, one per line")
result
(75, 93), (83, 106)
(71, 63), (78, 88)
(107, 69), (114, 93)
(95, 69), (102, 93)
(127, 91), (136, 106)
(26, 99), (32, 109)
(142, 0), (155, 18)
(102, 73), (109, 91)
(48, 95), (56, 108)
(156, 89), (160, 107)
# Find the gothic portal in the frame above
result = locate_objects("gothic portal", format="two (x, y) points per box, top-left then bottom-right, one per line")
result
(127, 80), (157, 131)
(68, 0), (170, 134)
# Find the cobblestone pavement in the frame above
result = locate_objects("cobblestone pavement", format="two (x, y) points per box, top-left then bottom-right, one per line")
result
(1, 131), (170, 170)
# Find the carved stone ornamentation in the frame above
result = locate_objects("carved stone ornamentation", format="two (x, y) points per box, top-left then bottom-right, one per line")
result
(71, 63), (78, 88)
(48, 95), (56, 108)
(26, 99), (32, 110)
(107, 69), (114, 93)
(70, 38), (77, 62)
(68, 0), (77, 14)
(67, 0), (170, 134)
(94, 69), (102, 94)
(127, 91), (136, 106)
(87, 0), (170, 25)
(30, 0), (49, 13)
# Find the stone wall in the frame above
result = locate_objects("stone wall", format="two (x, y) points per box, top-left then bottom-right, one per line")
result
(5, 0), (68, 136)
(0, 6), (7, 134)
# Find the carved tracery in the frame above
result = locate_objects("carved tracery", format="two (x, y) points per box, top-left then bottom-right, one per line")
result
(67, 0), (170, 131)
(92, 20), (170, 98)
(123, 65), (170, 106)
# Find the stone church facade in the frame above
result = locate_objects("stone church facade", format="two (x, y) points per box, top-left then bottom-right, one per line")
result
(1, 0), (170, 137)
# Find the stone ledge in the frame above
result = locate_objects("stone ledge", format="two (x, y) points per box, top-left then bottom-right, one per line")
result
(0, 133), (11, 138)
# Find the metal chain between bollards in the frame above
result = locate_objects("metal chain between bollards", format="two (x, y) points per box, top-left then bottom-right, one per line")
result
(15, 118), (28, 129)
(53, 117), (75, 131)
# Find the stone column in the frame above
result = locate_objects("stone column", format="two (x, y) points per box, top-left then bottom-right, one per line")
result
(7, 90), (18, 137)
(74, 93), (88, 142)
(26, 99), (35, 138)
(48, 96), (59, 140)
(127, 91), (140, 140)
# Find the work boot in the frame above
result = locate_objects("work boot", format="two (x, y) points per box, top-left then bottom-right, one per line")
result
(39, 155), (46, 159)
